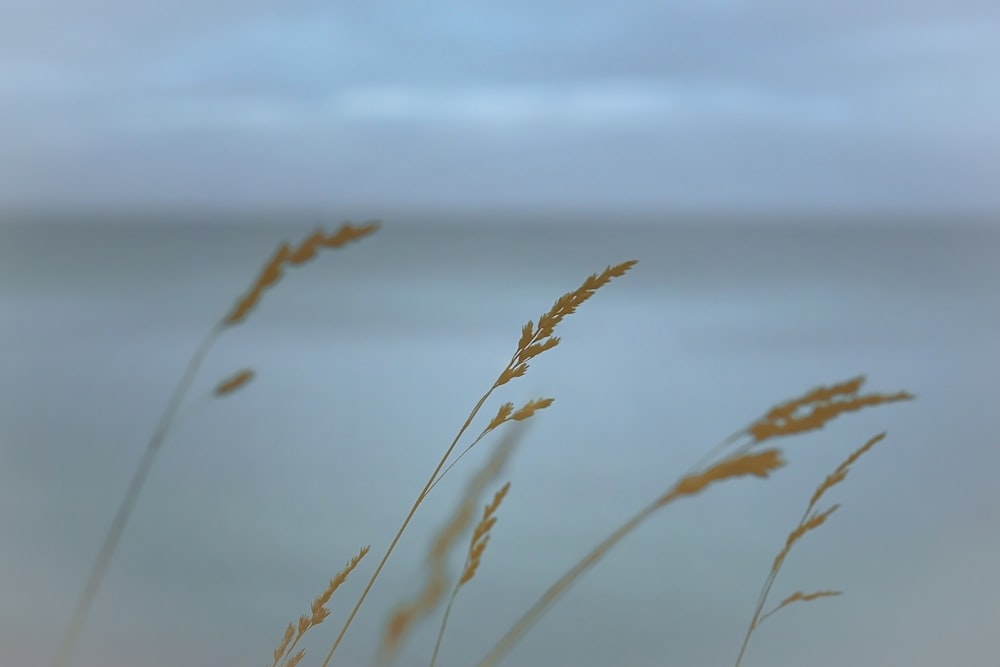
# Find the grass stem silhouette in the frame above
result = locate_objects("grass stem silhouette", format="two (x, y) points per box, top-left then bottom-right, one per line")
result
(52, 222), (378, 667)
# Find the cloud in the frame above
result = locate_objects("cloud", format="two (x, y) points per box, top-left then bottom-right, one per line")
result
(1, 1), (998, 216)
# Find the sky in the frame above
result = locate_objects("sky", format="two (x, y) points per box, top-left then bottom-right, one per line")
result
(2, 1), (999, 220)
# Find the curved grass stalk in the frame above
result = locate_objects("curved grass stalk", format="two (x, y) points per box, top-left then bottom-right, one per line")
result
(477, 378), (912, 666)
(319, 261), (637, 666)
(476, 448), (785, 667)
(51, 323), (221, 667)
(428, 482), (510, 667)
(733, 432), (889, 667)
(51, 222), (377, 667)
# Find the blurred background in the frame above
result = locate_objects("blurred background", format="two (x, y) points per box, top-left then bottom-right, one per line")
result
(1, 2), (998, 667)
(2, 0), (998, 219)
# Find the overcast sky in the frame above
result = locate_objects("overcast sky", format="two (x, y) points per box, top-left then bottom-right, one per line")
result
(2, 1), (999, 219)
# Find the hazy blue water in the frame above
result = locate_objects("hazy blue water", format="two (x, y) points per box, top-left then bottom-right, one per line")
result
(1, 217), (997, 667)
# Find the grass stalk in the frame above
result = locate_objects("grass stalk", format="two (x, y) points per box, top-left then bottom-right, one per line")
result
(52, 222), (377, 667)
(321, 261), (637, 665)
(51, 323), (222, 667)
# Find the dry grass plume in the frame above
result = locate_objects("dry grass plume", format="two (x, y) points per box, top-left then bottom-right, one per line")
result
(318, 260), (637, 667)
(52, 222), (379, 667)
(52, 221), (916, 667)
(428, 481), (511, 667)
(733, 432), (891, 666)
(377, 425), (523, 665)
(272, 546), (370, 667)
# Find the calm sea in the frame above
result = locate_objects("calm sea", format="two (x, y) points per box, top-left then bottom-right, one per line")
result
(1, 215), (997, 667)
